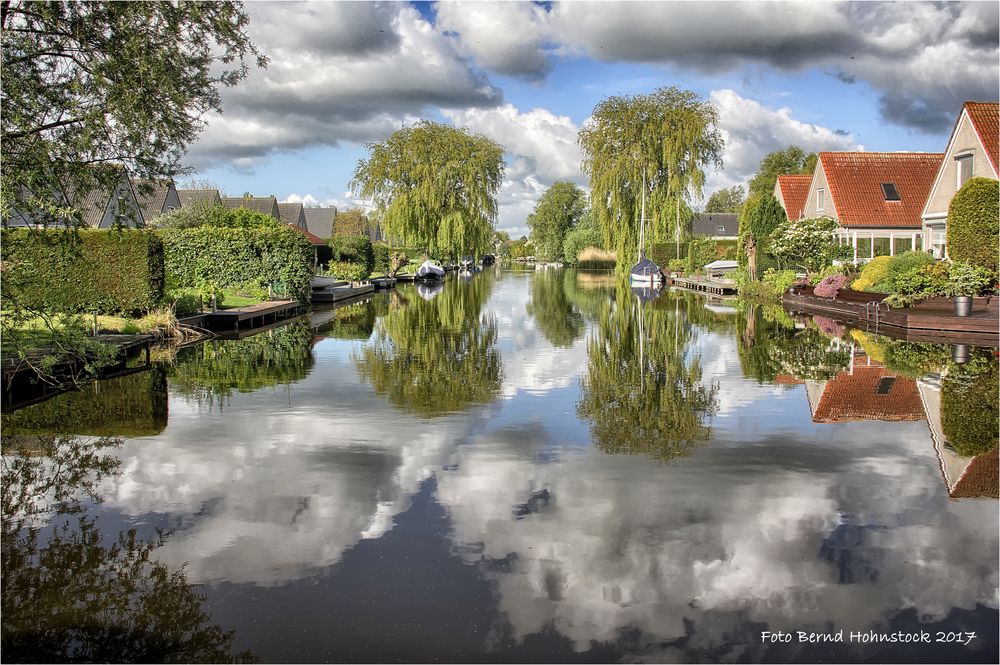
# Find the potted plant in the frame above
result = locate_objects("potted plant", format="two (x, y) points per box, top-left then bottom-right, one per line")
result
(945, 261), (993, 317)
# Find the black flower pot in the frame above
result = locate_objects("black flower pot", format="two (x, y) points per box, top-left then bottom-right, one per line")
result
(953, 296), (973, 317)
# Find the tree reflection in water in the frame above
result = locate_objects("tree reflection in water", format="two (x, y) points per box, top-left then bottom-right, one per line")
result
(736, 303), (852, 383)
(355, 273), (502, 417)
(169, 321), (316, 409)
(1, 434), (253, 663)
(578, 281), (719, 461)
(527, 269), (585, 347)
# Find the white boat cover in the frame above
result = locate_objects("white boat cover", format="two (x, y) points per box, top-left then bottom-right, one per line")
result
(416, 260), (446, 278)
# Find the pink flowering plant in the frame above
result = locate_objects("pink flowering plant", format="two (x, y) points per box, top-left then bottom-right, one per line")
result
(813, 273), (850, 298)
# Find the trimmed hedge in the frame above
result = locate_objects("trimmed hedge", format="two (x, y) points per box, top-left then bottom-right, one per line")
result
(159, 224), (313, 302)
(330, 236), (374, 274)
(948, 177), (999, 272)
(1, 228), (165, 314)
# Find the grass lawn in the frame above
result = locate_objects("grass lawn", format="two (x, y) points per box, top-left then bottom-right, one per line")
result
(218, 289), (265, 309)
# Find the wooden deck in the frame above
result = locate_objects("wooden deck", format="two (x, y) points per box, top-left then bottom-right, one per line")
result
(782, 287), (999, 346)
(203, 300), (301, 331)
(370, 276), (397, 290)
(670, 276), (738, 296)
(310, 283), (375, 304)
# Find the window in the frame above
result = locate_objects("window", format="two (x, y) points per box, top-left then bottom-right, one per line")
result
(716, 225), (726, 233)
(893, 237), (912, 255)
(956, 153), (973, 188)
(816, 188), (825, 211)
(875, 377), (896, 395)
(881, 183), (900, 201)
(856, 237), (873, 259)
(873, 237), (891, 257)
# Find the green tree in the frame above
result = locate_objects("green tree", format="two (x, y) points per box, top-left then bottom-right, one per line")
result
(526, 182), (587, 261)
(747, 146), (817, 198)
(1, 1), (264, 227)
(352, 121), (504, 259)
(704, 185), (745, 213)
(562, 212), (604, 265)
(578, 86), (724, 267)
(335, 207), (370, 238)
(947, 177), (999, 272)
(767, 216), (851, 274)
(738, 193), (786, 280)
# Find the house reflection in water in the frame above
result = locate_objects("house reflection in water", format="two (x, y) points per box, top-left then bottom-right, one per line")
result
(803, 350), (924, 424)
(918, 375), (999, 501)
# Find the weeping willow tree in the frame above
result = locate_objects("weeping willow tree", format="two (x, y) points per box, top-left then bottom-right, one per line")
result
(355, 274), (501, 417)
(352, 121), (504, 259)
(577, 280), (718, 461)
(578, 87), (724, 268)
(527, 269), (586, 348)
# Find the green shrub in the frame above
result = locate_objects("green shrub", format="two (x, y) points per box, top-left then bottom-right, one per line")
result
(762, 268), (798, 295)
(327, 261), (370, 281)
(948, 177), (999, 272)
(330, 235), (374, 274)
(158, 224), (313, 302)
(686, 235), (718, 272)
(877, 251), (935, 292)
(166, 287), (203, 316)
(563, 226), (604, 264)
(945, 261), (996, 297)
(155, 204), (281, 230)
(372, 242), (390, 273)
(1, 228), (165, 314)
(941, 357), (998, 457)
(666, 258), (687, 273)
(851, 256), (892, 292)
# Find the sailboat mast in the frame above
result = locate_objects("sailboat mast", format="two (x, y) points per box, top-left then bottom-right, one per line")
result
(639, 170), (646, 259)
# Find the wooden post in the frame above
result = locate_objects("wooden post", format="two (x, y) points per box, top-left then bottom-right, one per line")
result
(92, 312), (98, 336)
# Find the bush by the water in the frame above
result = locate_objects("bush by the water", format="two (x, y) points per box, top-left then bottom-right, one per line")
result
(159, 223), (313, 302)
(1, 228), (165, 314)
(813, 273), (850, 297)
(563, 225), (603, 264)
(878, 251), (936, 292)
(327, 260), (370, 281)
(330, 236), (374, 278)
(850, 256), (892, 292)
(948, 177), (999, 272)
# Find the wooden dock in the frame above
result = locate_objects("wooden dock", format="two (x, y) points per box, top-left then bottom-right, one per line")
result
(202, 300), (301, 331)
(670, 276), (738, 296)
(783, 287), (999, 346)
(395, 273), (416, 282)
(311, 283), (375, 304)
(370, 276), (397, 290)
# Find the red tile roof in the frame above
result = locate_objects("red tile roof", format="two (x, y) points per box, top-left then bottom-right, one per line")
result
(964, 101), (999, 174)
(288, 223), (326, 246)
(812, 366), (924, 423)
(820, 152), (943, 229)
(950, 449), (999, 500)
(776, 174), (812, 220)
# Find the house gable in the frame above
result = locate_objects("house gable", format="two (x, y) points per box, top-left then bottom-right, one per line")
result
(277, 202), (307, 229)
(921, 102), (999, 223)
(801, 157), (837, 221)
(134, 179), (180, 223)
(177, 189), (222, 208)
(774, 174), (812, 220)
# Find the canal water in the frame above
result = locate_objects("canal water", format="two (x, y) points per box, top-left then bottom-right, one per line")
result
(3, 268), (998, 663)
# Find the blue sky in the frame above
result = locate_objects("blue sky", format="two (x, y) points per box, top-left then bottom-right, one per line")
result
(184, 1), (999, 237)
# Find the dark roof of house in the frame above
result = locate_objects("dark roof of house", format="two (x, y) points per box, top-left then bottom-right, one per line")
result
(964, 101), (999, 174)
(133, 179), (174, 222)
(277, 202), (306, 228)
(812, 365), (924, 423)
(776, 174), (812, 220)
(819, 152), (943, 229)
(177, 189), (221, 208)
(221, 196), (281, 219)
(691, 213), (738, 237)
(303, 207), (337, 239)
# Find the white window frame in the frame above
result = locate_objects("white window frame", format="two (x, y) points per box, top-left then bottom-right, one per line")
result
(955, 152), (974, 189)
(816, 188), (825, 211)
